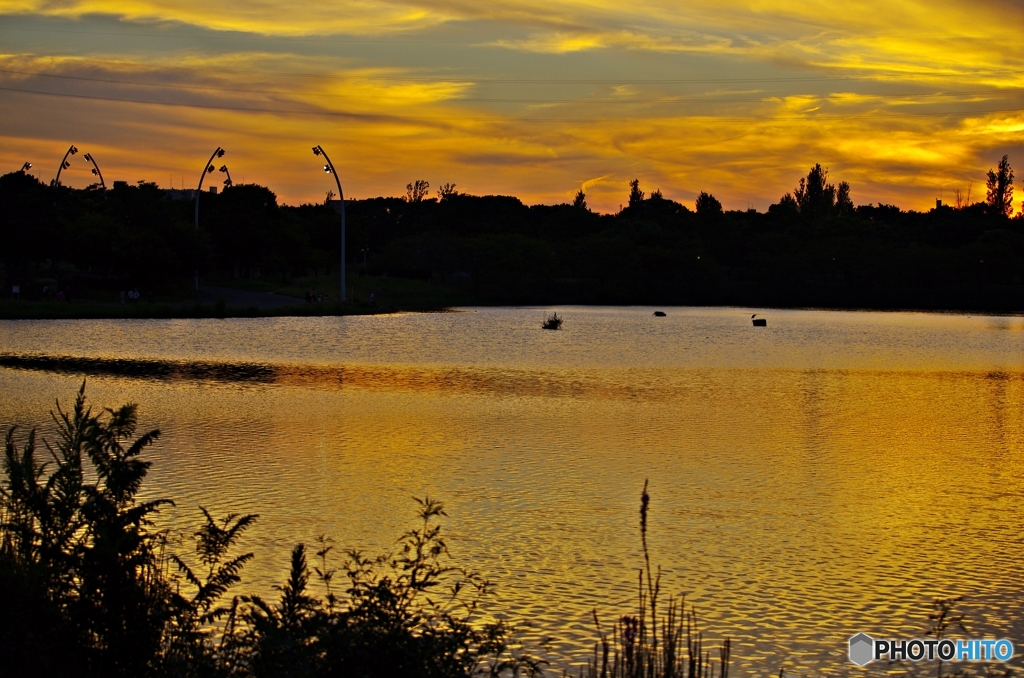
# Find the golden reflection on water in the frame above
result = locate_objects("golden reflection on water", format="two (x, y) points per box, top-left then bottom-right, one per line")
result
(1, 308), (1023, 675)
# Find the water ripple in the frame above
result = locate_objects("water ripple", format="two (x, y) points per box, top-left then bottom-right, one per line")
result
(2, 307), (1023, 675)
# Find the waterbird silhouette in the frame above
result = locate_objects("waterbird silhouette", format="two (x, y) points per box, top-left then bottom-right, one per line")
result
(542, 312), (563, 330)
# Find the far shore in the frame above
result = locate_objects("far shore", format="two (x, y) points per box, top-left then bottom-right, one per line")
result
(3, 297), (1023, 321)
(0, 275), (470, 319)
(7, 260), (1024, 322)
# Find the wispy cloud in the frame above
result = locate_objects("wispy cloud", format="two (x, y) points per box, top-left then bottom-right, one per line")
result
(1, 0), (1022, 211)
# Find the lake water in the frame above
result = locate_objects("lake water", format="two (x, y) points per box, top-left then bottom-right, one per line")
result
(2, 307), (1023, 675)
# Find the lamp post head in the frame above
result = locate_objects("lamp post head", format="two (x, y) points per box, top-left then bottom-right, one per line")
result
(84, 153), (92, 162)
(216, 148), (225, 158)
(21, 162), (31, 172)
(69, 145), (78, 155)
(219, 165), (228, 173)
(207, 165), (215, 173)
(324, 165), (332, 174)
(312, 146), (322, 156)
(62, 160), (71, 169)
(92, 168), (99, 176)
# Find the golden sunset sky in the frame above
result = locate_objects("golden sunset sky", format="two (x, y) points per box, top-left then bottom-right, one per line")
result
(1, 0), (1022, 212)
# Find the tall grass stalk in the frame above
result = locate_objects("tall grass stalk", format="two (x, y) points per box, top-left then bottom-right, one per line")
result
(583, 481), (730, 678)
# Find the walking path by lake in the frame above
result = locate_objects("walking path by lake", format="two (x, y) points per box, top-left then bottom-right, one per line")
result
(198, 285), (303, 309)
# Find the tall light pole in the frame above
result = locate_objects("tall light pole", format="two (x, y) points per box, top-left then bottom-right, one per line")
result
(312, 145), (347, 302)
(194, 147), (225, 290)
(52, 144), (78, 186)
(83, 153), (106, 190)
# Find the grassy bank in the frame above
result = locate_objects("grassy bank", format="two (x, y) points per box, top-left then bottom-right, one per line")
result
(0, 300), (295, 320)
(5, 271), (1023, 320)
(211, 271), (478, 309)
(0, 274), (477, 319)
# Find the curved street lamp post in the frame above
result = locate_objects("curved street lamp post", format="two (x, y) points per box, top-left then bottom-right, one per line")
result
(83, 153), (106, 189)
(312, 145), (347, 302)
(52, 144), (78, 186)
(194, 147), (225, 290)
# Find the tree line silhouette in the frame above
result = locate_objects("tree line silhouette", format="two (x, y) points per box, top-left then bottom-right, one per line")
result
(1, 157), (1020, 310)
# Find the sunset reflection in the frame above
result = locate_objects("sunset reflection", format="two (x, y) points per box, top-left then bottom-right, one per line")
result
(1, 308), (1022, 674)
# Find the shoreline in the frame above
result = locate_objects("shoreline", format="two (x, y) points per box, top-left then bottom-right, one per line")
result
(2, 299), (1024, 320)
(0, 300), (401, 320)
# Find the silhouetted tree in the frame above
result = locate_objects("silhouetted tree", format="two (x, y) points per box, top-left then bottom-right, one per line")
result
(649, 189), (663, 200)
(405, 180), (430, 203)
(436, 183), (458, 201)
(695, 191), (722, 216)
(836, 181), (854, 215)
(572, 188), (588, 210)
(628, 179), (644, 207)
(208, 184), (296, 279)
(767, 194), (799, 220)
(4, 164), (1024, 311)
(793, 163), (836, 219)
(0, 172), (66, 281)
(986, 155), (1014, 217)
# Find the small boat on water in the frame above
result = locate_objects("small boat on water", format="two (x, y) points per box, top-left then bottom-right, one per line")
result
(752, 313), (767, 327)
(542, 312), (563, 330)
(653, 311), (666, 317)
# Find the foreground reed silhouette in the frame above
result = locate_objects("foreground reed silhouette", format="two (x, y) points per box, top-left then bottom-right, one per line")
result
(582, 480), (730, 678)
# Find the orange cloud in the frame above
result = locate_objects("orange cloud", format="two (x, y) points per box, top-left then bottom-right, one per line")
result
(1, 0), (1022, 211)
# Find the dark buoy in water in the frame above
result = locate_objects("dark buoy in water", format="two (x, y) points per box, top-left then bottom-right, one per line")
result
(752, 313), (767, 327)
(653, 311), (666, 317)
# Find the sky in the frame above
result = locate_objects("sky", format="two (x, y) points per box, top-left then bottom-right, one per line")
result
(1, 0), (1022, 213)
